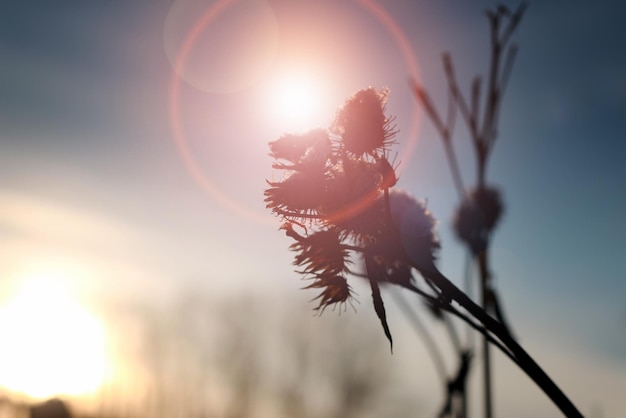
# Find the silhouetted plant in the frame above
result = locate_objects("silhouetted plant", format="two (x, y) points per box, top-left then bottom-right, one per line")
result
(411, 3), (525, 417)
(264, 4), (583, 416)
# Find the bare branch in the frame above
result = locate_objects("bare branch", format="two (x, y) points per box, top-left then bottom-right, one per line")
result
(418, 266), (584, 418)
(500, 2), (528, 47)
(410, 79), (448, 138)
(403, 282), (516, 365)
(443, 53), (477, 140)
(499, 44), (518, 104)
(488, 44), (518, 149)
(389, 289), (448, 385)
(470, 76), (482, 136)
(410, 77), (466, 198)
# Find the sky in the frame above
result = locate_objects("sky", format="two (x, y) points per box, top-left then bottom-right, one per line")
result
(0, 0), (625, 416)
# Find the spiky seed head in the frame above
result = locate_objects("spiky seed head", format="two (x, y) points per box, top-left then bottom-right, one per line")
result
(331, 87), (397, 157)
(388, 189), (440, 271)
(452, 185), (504, 253)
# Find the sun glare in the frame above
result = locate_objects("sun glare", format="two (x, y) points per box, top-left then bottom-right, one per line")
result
(0, 272), (108, 399)
(268, 73), (329, 132)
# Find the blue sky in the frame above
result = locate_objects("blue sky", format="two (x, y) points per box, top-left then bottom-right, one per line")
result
(0, 0), (625, 416)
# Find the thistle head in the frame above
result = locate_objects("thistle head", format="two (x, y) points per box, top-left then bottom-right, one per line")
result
(452, 185), (504, 254)
(388, 189), (440, 272)
(268, 129), (331, 171)
(304, 275), (356, 313)
(331, 87), (397, 157)
(266, 89), (423, 343)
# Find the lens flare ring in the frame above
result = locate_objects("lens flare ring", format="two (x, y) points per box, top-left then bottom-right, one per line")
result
(168, 0), (422, 224)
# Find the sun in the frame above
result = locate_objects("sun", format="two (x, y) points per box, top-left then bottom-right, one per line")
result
(266, 72), (330, 132)
(0, 272), (108, 399)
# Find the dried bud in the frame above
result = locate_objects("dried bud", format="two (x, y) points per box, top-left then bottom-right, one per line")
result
(290, 229), (350, 277)
(331, 87), (397, 156)
(389, 190), (440, 271)
(269, 129), (332, 173)
(264, 171), (327, 220)
(472, 185), (503, 231)
(452, 185), (504, 253)
(304, 275), (355, 313)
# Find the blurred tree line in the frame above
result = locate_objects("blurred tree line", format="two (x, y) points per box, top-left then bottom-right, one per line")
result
(1, 291), (423, 418)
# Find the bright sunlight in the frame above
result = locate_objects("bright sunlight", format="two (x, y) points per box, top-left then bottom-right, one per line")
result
(267, 72), (329, 132)
(0, 271), (108, 399)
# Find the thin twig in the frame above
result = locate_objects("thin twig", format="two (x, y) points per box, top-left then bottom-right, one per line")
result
(443, 54), (477, 141)
(498, 44), (518, 105)
(487, 44), (518, 150)
(500, 2), (528, 47)
(441, 140), (466, 200)
(480, 10), (502, 157)
(470, 76), (482, 136)
(389, 289), (448, 385)
(464, 251), (476, 349)
(443, 314), (463, 354)
(419, 266), (584, 418)
(411, 79), (466, 198)
(410, 80), (447, 137)
(403, 283), (517, 366)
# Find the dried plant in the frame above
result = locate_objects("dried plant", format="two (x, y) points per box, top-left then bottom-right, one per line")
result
(265, 3), (583, 417)
(411, 3), (525, 417)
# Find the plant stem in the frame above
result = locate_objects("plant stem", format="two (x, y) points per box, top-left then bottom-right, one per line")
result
(403, 284), (518, 368)
(482, 295), (493, 418)
(478, 250), (493, 418)
(423, 265), (584, 418)
(389, 289), (448, 386)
